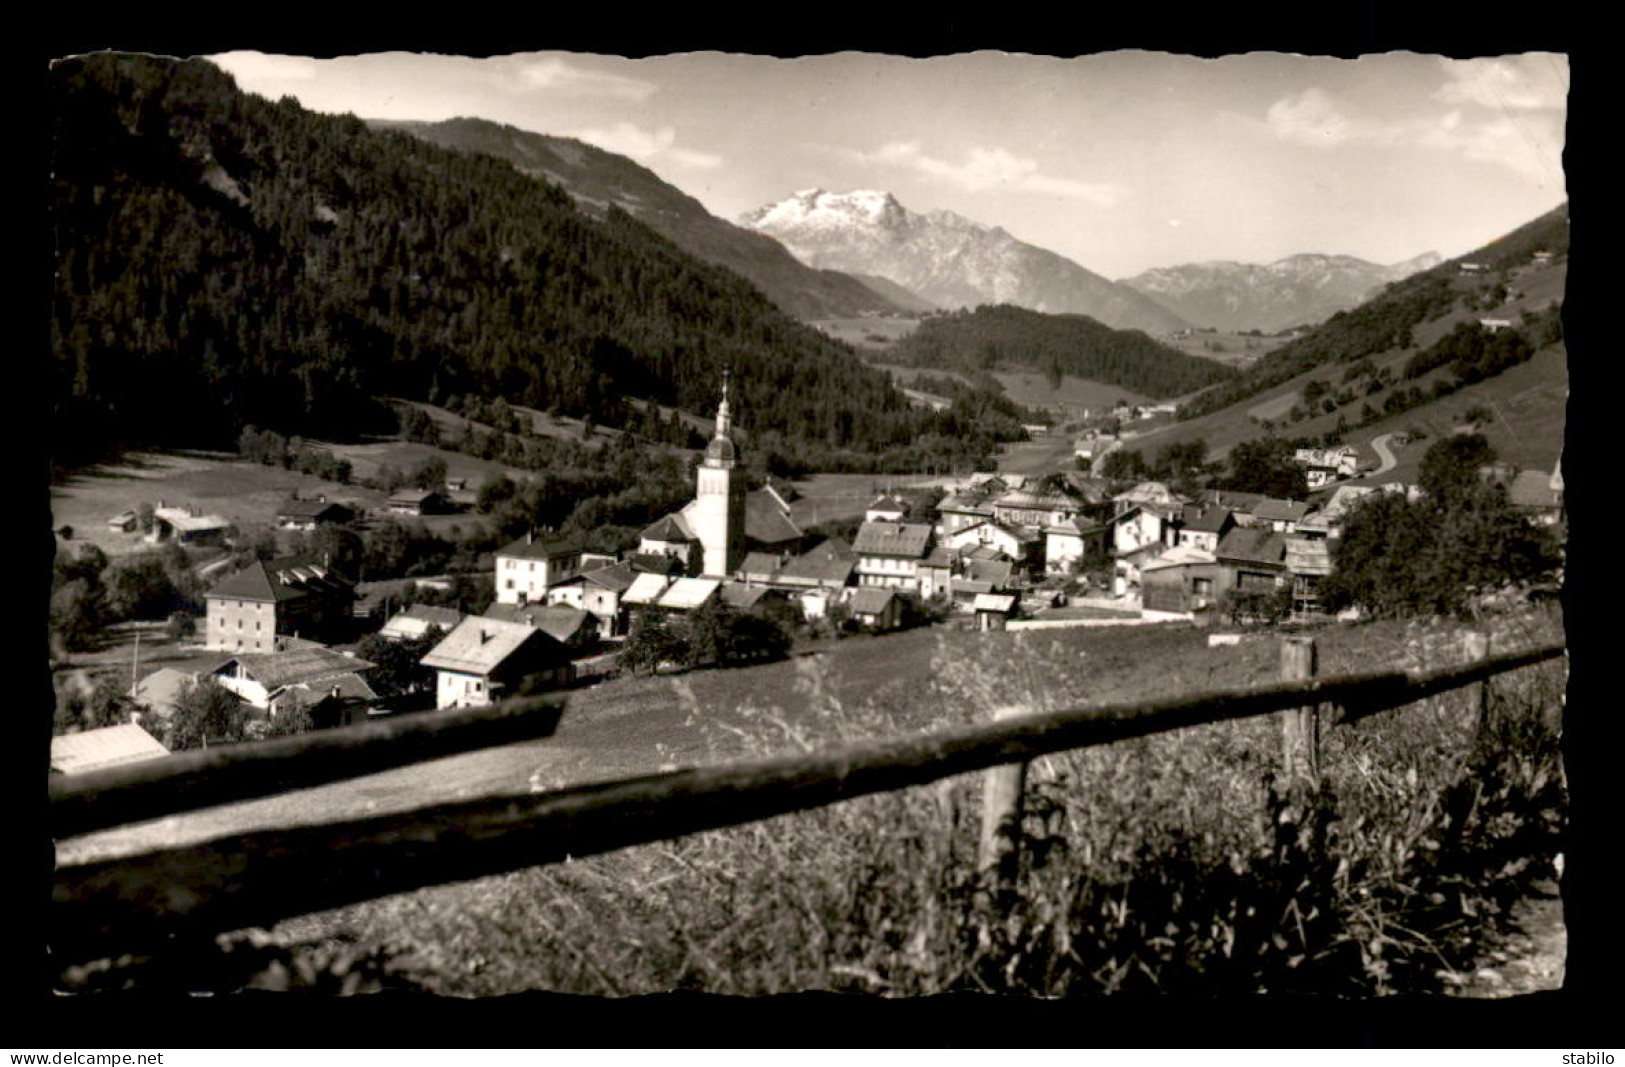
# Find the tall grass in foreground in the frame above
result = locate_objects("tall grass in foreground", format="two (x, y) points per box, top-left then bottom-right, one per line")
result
(69, 609), (1566, 996)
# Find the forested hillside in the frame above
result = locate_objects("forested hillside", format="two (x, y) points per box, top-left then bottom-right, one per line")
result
(48, 55), (1016, 474)
(886, 305), (1238, 400)
(1177, 203), (1569, 421)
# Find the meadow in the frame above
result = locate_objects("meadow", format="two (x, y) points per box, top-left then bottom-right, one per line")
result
(64, 606), (1567, 998)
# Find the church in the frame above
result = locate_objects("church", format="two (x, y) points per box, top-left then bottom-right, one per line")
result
(638, 374), (803, 579)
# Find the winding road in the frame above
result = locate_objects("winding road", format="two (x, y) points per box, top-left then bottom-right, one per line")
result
(1368, 432), (1401, 478)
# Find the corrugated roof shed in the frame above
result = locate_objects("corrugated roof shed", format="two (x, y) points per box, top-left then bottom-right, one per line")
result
(657, 577), (722, 611)
(51, 723), (169, 775)
(622, 572), (674, 605)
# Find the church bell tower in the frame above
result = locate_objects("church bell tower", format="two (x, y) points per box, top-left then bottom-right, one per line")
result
(693, 371), (747, 578)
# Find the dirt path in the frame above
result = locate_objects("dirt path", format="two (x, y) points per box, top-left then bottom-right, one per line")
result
(1444, 880), (1566, 997)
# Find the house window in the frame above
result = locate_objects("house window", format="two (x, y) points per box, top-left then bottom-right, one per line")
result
(1193, 578), (1213, 596)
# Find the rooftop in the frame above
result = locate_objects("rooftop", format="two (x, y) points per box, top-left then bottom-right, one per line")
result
(51, 723), (170, 775)
(219, 646), (377, 690)
(420, 617), (568, 676)
(853, 522), (934, 559)
(498, 532), (583, 560)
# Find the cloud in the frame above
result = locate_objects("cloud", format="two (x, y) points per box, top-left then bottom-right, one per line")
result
(211, 51), (321, 83)
(1265, 86), (1563, 184)
(857, 141), (1124, 205)
(573, 122), (722, 170)
(507, 57), (656, 101)
(1433, 56), (1569, 111)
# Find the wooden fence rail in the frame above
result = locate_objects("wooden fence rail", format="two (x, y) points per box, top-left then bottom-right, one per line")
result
(50, 639), (1564, 965)
(49, 695), (565, 840)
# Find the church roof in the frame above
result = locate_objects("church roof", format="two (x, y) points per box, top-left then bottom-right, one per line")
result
(641, 513), (696, 543)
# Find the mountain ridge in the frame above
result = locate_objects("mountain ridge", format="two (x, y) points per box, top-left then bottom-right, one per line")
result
(1120, 251), (1444, 333)
(740, 188), (1190, 334)
(375, 119), (916, 323)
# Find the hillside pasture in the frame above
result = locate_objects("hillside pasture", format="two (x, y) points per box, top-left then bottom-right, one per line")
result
(49, 451), (355, 560)
(991, 371), (1150, 423)
(811, 316), (922, 350)
(1159, 330), (1292, 369)
(786, 472), (950, 529)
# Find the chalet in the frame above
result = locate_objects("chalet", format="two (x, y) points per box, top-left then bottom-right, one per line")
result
(495, 532), (583, 605)
(1043, 518), (1109, 575)
(853, 521), (936, 592)
(1215, 527), (1290, 597)
(776, 538), (858, 595)
(972, 593), (1018, 632)
(387, 488), (452, 516)
(848, 586), (903, 632)
(130, 667), (200, 723)
(865, 494), (908, 523)
(737, 550), (786, 586)
(482, 602), (598, 654)
(918, 545), (956, 599)
(943, 519), (1039, 574)
(1479, 318), (1514, 332)
(150, 504), (234, 547)
(1532, 250), (1553, 265)
(1111, 505), (1173, 557)
(545, 561), (639, 638)
(1459, 262), (1485, 273)
(204, 556), (356, 651)
(936, 488), (997, 537)
(1293, 485), (1380, 540)
(1293, 445), (1361, 489)
(1141, 545), (1222, 618)
(377, 604), (464, 642)
(1113, 481), (1184, 517)
(51, 723), (169, 775)
(277, 495), (356, 531)
(106, 510), (138, 533)
(421, 617), (575, 710)
(1506, 469), (1564, 527)
(1114, 540), (1169, 596)
(1284, 536), (1334, 620)
(1171, 503), (1236, 553)
(1243, 498), (1312, 533)
(719, 583), (793, 617)
(209, 646), (377, 723)
(991, 487), (1088, 530)
(638, 513), (700, 573)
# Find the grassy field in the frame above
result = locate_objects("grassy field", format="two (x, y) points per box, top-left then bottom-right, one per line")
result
(58, 606), (1568, 998)
(1160, 330), (1293, 369)
(811, 316), (923, 350)
(991, 371), (1149, 423)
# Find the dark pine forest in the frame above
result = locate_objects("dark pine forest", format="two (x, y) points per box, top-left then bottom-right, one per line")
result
(49, 54), (1027, 475)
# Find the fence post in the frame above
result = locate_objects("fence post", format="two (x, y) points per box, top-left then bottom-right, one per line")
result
(1464, 629), (1492, 732)
(1280, 636), (1319, 788)
(979, 705), (1030, 884)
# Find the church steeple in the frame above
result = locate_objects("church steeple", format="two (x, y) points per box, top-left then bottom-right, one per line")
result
(703, 369), (737, 470)
(715, 368), (732, 440)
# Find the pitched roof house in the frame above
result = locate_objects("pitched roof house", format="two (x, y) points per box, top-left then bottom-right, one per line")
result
(378, 604), (464, 642)
(853, 521), (936, 591)
(421, 617), (574, 709)
(205, 556), (356, 651)
(494, 531), (584, 605)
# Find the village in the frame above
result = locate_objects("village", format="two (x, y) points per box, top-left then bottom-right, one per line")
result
(47, 371), (1567, 776)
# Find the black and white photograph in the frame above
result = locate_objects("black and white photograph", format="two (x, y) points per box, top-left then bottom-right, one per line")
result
(34, 35), (1592, 1037)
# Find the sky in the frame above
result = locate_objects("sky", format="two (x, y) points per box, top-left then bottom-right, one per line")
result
(208, 49), (1568, 280)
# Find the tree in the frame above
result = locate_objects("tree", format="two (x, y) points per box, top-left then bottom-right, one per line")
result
(619, 610), (686, 676)
(167, 677), (248, 750)
(1419, 433), (1497, 502)
(1322, 481), (1560, 619)
(354, 627), (444, 698)
(1224, 437), (1308, 499)
(51, 578), (105, 652)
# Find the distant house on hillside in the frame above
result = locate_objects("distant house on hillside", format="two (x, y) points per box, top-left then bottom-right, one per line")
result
(277, 495), (356, 531)
(387, 488), (452, 516)
(149, 503), (234, 547)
